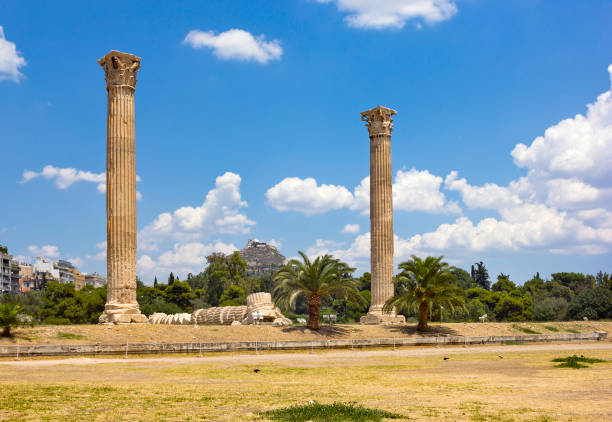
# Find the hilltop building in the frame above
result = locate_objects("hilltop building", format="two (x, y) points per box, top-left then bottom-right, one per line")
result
(238, 239), (287, 277)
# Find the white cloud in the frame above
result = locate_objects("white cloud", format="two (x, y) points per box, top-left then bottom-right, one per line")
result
(393, 168), (461, 214)
(0, 26), (26, 82)
(139, 172), (255, 251)
(268, 169), (459, 216)
(184, 29), (282, 63)
(342, 223), (360, 234)
(266, 177), (354, 215)
(511, 65), (612, 185)
(316, 0), (458, 29)
(138, 241), (237, 278)
(546, 178), (599, 208)
(87, 241), (106, 261)
(27, 245), (60, 258)
(22, 165), (143, 199)
(445, 170), (523, 210)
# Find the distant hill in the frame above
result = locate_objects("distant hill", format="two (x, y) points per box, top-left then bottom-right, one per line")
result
(238, 239), (287, 277)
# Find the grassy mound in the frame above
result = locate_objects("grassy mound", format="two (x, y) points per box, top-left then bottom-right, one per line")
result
(259, 402), (404, 421)
(552, 355), (607, 369)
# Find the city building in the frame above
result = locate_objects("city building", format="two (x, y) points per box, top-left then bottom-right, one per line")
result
(33, 257), (60, 279)
(0, 249), (20, 295)
(85, 272), (107, 288)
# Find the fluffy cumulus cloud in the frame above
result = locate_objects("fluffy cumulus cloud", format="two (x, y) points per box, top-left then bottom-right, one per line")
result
(184, 29), (282, 63)
(27, 245), (60, 259)
(316, 0), (457, 29)
(300, 65), (612, 265)
(511, 65), (612, 185)
(267, 169), (460, 216)
(0, 26), (26, 82)
(20, 165), (143, 199)
(342, 223), (360, 234)
(266, 177), (354, 215)
(138, 241), (237, 278)
(139, 172), (254, 251)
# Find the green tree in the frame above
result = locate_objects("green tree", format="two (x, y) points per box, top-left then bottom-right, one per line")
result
(471, 261), (490, 290)
(492, 274), (517, 293)
(533, 297), (568, 321)
(168, 272), (175, 284)
(219, 285), (246, 306)
(0, 303), (21, 337)
(567, 288), (612, 320)
(451, 268), (475, 290)
(273, 252), (363, 330)
(385, 256), (466, 331)
(165, 280), (196, 312)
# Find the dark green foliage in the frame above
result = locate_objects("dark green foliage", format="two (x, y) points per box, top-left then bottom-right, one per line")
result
(39, 282), (106, 324)
(552, 355), (607, 369)
(0, 302), (21, 336)
(494, 296), (531, 321)
(492, 274), (517, 293)
(471, 262), (490, 290)
(273, 252), (363, 330)
(259, 402), (404, 422)
(164, 280), (196, 311)
(533, 297), (568, 321)
(451, 268), (475, 290)
(139, 301), (182, 317)
(543, 325), (559, 332)
(219, 285), (246, 306)
(386, 256), (466, 331)
(567, 287), (612, 320)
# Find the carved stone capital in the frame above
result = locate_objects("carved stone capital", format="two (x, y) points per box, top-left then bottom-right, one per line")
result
(98, 50), (141, 91)
(361, 106), (397, 137)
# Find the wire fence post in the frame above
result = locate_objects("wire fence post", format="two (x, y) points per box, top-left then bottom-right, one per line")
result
(124, 338), (128, 359)
(199, 338), (203, 358)
(255, 339), (258, 355)
(16, 340), (20, 360)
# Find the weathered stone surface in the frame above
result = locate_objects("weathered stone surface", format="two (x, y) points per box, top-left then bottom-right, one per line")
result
(360, 106), (405, 325)
(156, 293), (292, 326)
(98, 50), (146, 324)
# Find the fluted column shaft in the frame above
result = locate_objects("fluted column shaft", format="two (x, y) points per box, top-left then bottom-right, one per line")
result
(359, 106), (403, 324)
(369, 132), (394, 313)
(98, 50), (147, 323)
(106, 85), (137, 304)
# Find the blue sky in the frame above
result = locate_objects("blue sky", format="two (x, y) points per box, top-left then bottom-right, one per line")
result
(1, 0), (611, 285)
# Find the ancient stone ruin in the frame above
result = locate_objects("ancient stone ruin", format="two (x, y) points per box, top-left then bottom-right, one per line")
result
(148, 292), (292, 326)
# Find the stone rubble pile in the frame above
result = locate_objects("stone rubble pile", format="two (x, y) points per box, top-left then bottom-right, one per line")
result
(148, 292), (292, 326)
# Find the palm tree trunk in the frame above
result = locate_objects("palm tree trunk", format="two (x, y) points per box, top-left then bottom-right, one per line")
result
(417, 301), (429, 331)
(307, 295), (322, 330)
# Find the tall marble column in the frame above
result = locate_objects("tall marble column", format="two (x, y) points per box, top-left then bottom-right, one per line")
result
(360, 106), (405, 325)
(98, 50), (147, 324)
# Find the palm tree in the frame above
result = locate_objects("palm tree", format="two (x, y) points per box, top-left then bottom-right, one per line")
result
(384, 255), (465, 332)
(0, 303), (21, 337)
(273, 252), (364, 330)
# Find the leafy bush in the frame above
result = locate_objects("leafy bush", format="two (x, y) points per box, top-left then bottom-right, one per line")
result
(0, 303), (21, 337)
(533, 297), (568, 321)
(567, 288), (612, 320)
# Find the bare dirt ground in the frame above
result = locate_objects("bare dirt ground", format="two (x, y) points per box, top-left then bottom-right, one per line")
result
(2, 320), (610, 345)
(0, 342), (610, 421)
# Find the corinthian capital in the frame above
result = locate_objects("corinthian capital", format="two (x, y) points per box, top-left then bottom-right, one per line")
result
(98, 50), (141, 91)
(361, 106), (397, 137)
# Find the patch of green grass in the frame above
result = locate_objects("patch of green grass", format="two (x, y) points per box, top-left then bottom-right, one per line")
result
(552, 355), (607, 369)
(512, 325), (540, 334)
(259, 402), (405, 422)
(56, 332), (87, 340)
(565, 328), (580, 334)
(543, 325), (559, 332)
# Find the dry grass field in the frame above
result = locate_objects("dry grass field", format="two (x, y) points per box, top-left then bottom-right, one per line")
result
(1, 321), (610, 346)
(0, 342), (611, 421)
